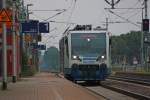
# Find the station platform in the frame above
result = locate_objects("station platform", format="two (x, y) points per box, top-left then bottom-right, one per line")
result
(0, 73), (105, 100)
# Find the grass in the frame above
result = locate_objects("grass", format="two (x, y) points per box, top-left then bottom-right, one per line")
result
(111, 64), (150, 75)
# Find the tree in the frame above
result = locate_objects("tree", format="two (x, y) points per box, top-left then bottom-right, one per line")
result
(43, 47), (60, 72)
(111, 31), (142, 65)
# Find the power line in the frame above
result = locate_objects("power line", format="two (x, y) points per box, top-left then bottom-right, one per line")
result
(44, 10), (67, 21)
(66, 0), (77, 27)
(107, 9), (141, 28)
(115, 0), (143, 15)
(49, 20), (76, 24)
(42, 28), (57, 37)
(32, 13), (46, 21)
(126, 9), (142, 19)
(42, 33), (60, 44)
(101, 21), (128, 24)
(30, 9), (66, 12)
(61, 0), (77, 36)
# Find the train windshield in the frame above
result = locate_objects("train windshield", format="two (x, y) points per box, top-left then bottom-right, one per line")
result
(71, 33), (106, 58)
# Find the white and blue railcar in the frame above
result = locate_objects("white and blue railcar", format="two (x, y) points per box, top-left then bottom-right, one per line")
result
(59, 25), (110, 82)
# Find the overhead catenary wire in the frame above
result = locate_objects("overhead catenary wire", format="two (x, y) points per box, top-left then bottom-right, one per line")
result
(65, 0), (77, 28)
(62, 0), (77, 36)
(49, 20), (76, 25)
(107, 9), (141, 28)
(42, 32), (61, 44)
(126, 9), (142, 19)
(31, 0), (76, 48)
(21, 0), (77, 50)
(42, 27), (58, 37)
(30, 9), (66, 12)
(114, 0), (143, 15)
(32, 13), (46, 21)
(44, 10), (67, 22)
(102, 0), (144, 28)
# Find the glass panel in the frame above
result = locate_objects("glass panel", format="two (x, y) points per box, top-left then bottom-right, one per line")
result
(71, 33), (106, 57)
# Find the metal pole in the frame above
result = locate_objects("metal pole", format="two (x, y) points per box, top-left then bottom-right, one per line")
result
(12, 0), (17, 83)
(141, 8), (144, 68)
(106, 18), (111, 71)
(112, 0), (114, 9)
(106, 18), (108, 30)
(26, 4), (33, 65)
(144, 0), (149, 71)
(2, 0), (7, 90)
(27, 5), (29, 21)
(144, 0), (148, 19)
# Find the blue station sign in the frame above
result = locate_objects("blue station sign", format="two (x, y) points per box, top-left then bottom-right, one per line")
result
(31, 43), (46, 50)
(21, 20), (39, 33)
(38, 45), (46, 50)
(21, 20), (50, 34)
(39, 22), (49, 33)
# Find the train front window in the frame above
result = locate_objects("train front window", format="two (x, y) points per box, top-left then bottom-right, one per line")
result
(71, 33), (106, 58)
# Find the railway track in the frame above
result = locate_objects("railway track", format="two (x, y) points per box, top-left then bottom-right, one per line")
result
(80, 77), (150, 100)
(101, 79), (150, 100)
(84, 81), (150, 100)
(108, 76), (150, 86)
(60, 72), (150, 100)
(86, 86), (137, 100)
(85, 87), (110, 100)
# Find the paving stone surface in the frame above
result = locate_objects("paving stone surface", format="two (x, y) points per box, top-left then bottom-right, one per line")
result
(0, 73), (105, 100)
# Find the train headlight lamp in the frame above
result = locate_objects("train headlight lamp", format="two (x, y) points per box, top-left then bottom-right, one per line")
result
(101, 56), (105, 59)
(73, 55), (77, 59)
(87, 38), (91, 42)
(72, 55), (82, 61)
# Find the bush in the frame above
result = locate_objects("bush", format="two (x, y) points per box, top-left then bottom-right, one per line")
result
(21, 52), (36, 77)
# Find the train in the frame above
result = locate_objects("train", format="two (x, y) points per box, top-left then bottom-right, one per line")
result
(59, 25), (110, 82)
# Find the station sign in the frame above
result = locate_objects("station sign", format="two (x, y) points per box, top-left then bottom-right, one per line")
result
(38, 45), (46, 50)
(21, 20), (39, 33)
(31, 43), (38, 49)
(31, 43), (46, 50)
(39, 22), (49, 33)
(21, 20), (49, 34)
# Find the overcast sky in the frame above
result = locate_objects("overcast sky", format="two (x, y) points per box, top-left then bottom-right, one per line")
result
(24, 0), (150, 48)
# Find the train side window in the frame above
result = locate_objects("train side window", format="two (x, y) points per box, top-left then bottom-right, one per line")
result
(109, 38), (112, 45)
(65, 38), (69, 57)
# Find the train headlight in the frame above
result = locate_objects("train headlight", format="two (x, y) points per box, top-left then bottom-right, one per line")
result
(72, 55), (82, 61)
(73, 55), (77, 59)
(101, 56), (105, 59)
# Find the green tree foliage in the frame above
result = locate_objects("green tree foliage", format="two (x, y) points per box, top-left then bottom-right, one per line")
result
(111, 31), (141, 64)
(43, 47), (60, 72)
(21, 51), (31, 76)
(0, 0), (22, 8)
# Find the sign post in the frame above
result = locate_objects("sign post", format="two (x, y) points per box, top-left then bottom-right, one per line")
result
(0, 0), (9, 90)
(12, 0), (17, 83)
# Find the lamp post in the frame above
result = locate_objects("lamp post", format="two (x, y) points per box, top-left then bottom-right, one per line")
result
(2, 0), (7, 90)
(26, 4), (35, 70)
(25, 4), (33, 55)
(26, 4), (33, 21)
(12, 0), (17, 83)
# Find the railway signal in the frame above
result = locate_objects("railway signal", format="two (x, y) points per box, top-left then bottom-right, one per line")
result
(142, 19), (149, 32)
